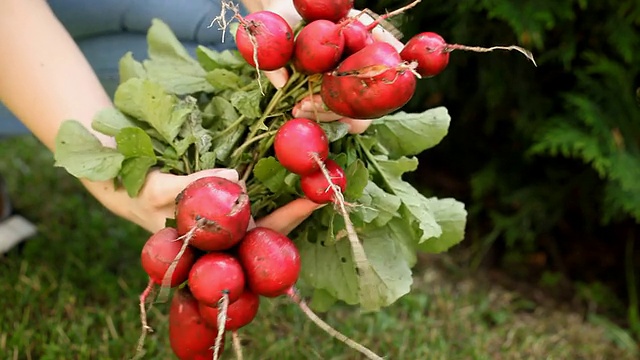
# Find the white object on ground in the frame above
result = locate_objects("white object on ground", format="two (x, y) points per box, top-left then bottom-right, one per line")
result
(0, 215), (37, 255)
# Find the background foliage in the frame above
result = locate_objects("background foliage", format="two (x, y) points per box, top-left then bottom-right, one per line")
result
(357, 0), (640, 334)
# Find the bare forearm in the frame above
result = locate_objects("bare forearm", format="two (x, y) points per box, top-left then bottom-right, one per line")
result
(0, 0), (115, 151)
(0, 0), (132, 220)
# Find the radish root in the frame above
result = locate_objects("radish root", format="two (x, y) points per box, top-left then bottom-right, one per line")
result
(444, 43), (537, 66)
(210, 1), (265, 93)
(213, 291), (230, 360)
(365, 0), (422, 37)
(133, 278), (155, 360)
(310, 154), (379, 310)
(157, 224), (198, 303)
(286, 288), (383, 360)
(232, 331), (244, 360)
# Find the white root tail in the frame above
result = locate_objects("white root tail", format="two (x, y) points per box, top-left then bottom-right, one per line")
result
(444, 43), (537, 66)
(213, 292), (229, 360)
(286, 288), (383, 360)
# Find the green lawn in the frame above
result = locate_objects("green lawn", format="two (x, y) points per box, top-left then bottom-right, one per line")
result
(1, 135), (637, 360)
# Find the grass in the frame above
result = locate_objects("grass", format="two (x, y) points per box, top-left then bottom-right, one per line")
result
(1, 135), (638, 360)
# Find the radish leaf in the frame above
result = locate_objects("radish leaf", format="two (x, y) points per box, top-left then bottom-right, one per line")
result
(114, 78), (183, 144)
(369, 107), (451, 158)
(375, 157), (443, 243)
(54, 120), (124, 181)
(418, 197), (468, 253)
(143, 19), (213, 95)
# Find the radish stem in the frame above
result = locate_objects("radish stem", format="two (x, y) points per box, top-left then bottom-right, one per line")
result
(213, 292), (229, 360)
(310, 153), (379, 310)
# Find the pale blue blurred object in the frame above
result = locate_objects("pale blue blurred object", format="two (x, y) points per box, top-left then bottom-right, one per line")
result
(0, 0), (246, 136)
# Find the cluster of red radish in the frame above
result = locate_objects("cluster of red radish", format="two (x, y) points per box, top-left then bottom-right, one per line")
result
(138, 171), (375, 359)
(138, 175), (304, 359)
(234, 0), (535, 120)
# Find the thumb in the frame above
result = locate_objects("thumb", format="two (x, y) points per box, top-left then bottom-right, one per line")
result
(144, 168), (240, 204)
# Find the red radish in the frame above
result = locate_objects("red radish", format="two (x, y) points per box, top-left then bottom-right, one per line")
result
(175, 176), (251, 252)
(235, 227), (384, 359)
(341, 0), (422, 56)
(237, 227), (301, 297)
(300, 159), (347, 204)
(401, 31), (538, 77)
(274, 118), (329, 176)
(293, 0), (354, 23)
(235, 11), (295, 71)
(169, 287), (224, 360)
(400, 32), (449, 77)
(188, 252), (246, 306)
(320, 42), (418, 119)
(199, 290), (260, 331)
(292, 19), (346, 74)
(140, 227), (196, 287)
(342, 20), (374, 56)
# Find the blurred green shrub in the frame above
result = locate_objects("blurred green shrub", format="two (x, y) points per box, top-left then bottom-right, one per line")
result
(356, 0), (639, 329)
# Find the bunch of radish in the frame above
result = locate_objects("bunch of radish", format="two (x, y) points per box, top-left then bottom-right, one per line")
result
(127, 0), (536, 358)
(137, 175), (380, 359)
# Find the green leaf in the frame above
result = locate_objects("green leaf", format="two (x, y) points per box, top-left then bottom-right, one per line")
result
(143, 19), (213, 95)
(320, 121), (351, 142)
(118, 52), (146, 83)
(54, 120), (124, 181)
(91, 108), (140, 137)
(368, 107), (451, 158)
(418, 197), (467, 253)
(253, 157), (288, 193)
(115, 127), (156, 158)
(120, 156), (157, 197)
(114, 127), (157, 196)
(355, 181), (402, 227)
(230, 89), (263, 119)
(206, 68), (242, 90)
(196, 46), (246, 71)
(343, 159), (369, 200)
(297, 217), (416, 310)
(376, 156), (442, 243)
(114, 78), (183, 144)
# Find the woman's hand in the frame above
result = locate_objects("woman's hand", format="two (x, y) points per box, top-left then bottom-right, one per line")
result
(103, 168), (321, 235)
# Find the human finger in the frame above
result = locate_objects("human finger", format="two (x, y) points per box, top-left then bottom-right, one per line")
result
(255, 198), (324, 235)
(339, 118), (373, 134)
(264, 67), (290, 89)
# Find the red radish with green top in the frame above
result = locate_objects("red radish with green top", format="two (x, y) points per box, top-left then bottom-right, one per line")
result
(199, 290), (260, 331)
(169, 287), (224, 360)
(175, 176), (251, 252)
(292, 19), (347, 74)
(188, 252), (246, 307)
(300, 159), (348, 204)
(320, 41), (418, 119)
(235, 11), (295, 71)
(140, 227), (195, 287)
(293, 0), (354, 23)
(274, 118), (329, 176)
